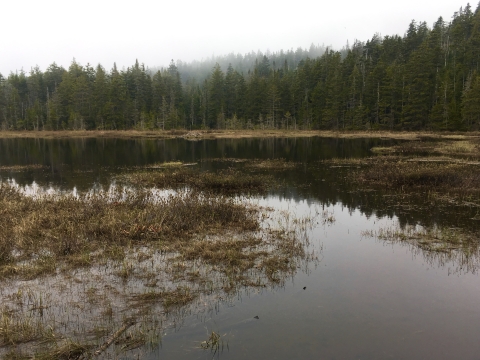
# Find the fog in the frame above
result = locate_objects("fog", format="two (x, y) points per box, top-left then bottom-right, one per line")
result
(0, 0), (467, 75)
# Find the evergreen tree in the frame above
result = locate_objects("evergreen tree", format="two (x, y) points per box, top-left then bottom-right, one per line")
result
(224, 64), (236, 119)
(462, 71), (480, 129)
(208, 64), (225, 128)
(93, 64), (108, 129)
(0, 3), (479, 132)
(107, 63), (127, 129)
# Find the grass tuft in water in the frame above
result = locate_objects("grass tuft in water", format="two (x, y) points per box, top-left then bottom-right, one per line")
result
(120, 167), (275, 195)
(363, 224), (480, 273)
(200, 330), (223, 352)
(0, 178), (319, 358)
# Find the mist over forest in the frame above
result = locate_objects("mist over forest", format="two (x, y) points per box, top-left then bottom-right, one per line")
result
(150, 44), (329, 84)
(1, 3), (480, 131)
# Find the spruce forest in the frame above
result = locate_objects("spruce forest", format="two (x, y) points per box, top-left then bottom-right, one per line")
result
(1, 4), (480, 132)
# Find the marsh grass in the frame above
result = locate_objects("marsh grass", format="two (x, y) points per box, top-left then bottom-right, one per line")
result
(203, 158), (296, 171)
(0, 184), (258, 276)
(120, 167), (275, 195)
(370, 147), (396, 154)
(200, 331), (223, 352)
(35, 341), (91, 360)
(117, 328), (148, 352)
(357, 159), (480, 190)
(370, 138), (480, 158)
(201, 158), (249, 163)
(363, 224), (480, 273)
(0, 164), (47, 172)
(144, 161), (186, 169)
(436, 140), (479, 154)
(131, 287), (196, 310)
(328, 136), (480, 208)
(0, 180), (319, 358)
(325, 138), (480, 266)
(245, 158), (296, 170)
(0, 309), (49, 346)
(3, 129), (479, 141)
(325, 153), (480, 207)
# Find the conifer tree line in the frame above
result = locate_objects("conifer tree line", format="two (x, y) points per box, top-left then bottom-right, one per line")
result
(1, 3), (480, 131)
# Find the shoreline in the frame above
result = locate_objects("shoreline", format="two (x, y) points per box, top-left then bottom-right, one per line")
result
(0, 129), (479, 140)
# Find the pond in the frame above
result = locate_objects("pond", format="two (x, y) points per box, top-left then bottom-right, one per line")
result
(1, 136), (479, 359)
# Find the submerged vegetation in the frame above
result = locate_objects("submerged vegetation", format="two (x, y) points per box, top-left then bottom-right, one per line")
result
(119, 158), (298, 196)
(363, 224), (480, 274)
(355, 158), (480, 205)
(120, 166), (275, 195)
(2, 134), (480, 357)
(0, 162), (321, 358)
(200, 330), (224, 353)
(370, 137), (480, 157)
(327, 137), (480, 272)
(0, 185), (260, 277)
(326, 138), (480, 207)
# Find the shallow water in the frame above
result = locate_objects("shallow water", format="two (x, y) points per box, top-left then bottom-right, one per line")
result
(1, 137), (479, 359)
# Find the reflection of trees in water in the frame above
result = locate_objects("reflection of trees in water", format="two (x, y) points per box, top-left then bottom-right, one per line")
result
(1, 136), (476, 232)
(0, 137), (388, 190)
(1, 136), (477, 233)
(362, 225), (480, 275)
(271, 162), (479, 234)
(3, 136), (477, 233)
(274, 164), (480, 273)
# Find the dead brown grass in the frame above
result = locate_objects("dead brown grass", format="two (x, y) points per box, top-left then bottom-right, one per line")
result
(356, 158), (480, 190)
(35, 341), (91, 360)
(325, 136), (480, 207)
(0, 310), (48, 347)
(120, 167), (274, 195)
(245, 159), (297, 170)
(1, 129), (479, 140)
(371, 138), (480, 158)
(0, 179), (318, 358)
(341, 156), (480, 207)
(0, 165), (47, 171)
(0, 184), (259, 278)
(363, 225), (480, 274)
(201, 158), (296, 171)
(132, 287), (196, 309)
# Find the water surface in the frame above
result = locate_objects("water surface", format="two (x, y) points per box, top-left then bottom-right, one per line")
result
(1, 137), (479, 359)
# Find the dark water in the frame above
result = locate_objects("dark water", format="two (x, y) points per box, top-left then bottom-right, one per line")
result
(1, 137), (480, 360)
(0, 137), (377, 190)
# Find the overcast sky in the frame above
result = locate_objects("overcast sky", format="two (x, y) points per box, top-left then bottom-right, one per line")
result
(0, 0), (468, 75)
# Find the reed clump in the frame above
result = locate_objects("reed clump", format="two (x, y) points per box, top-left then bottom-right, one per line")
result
(121, 167), (274, 195)
(0, 310), (47, 346)
(357, 159), (480, 190)
(363, 224), (480, 273)
(132, 287), (196, 309)
(35, 341), (91, 360)
(0, 184), (259, 278)
(203, 158), (296, 171)
(200, 331), (222, 351)
(0, 179), (318, 358)
(370, 138), (480, 158)
(245, 158), (296, 170)
(0, 164), (47, 171)
(350, 157), (480, 207)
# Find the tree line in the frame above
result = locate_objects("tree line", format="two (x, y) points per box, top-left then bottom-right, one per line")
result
(151, 44), (329, 85)
(1, 3), (480, 131)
